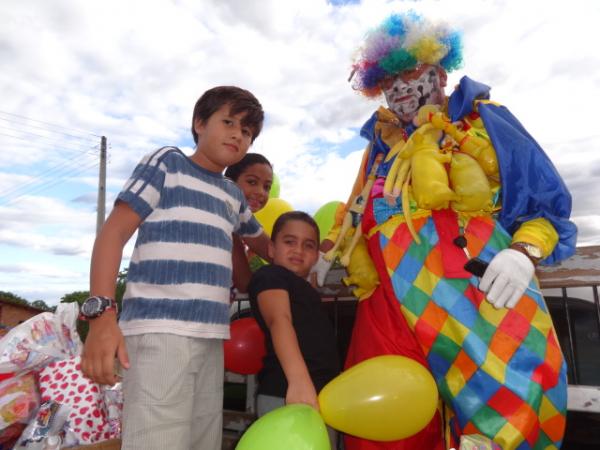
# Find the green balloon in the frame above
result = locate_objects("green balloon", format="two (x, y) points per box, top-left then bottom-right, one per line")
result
(236, 404), (329, 450)
(269, 173), (280, 198)
(313, 201), (342, 243)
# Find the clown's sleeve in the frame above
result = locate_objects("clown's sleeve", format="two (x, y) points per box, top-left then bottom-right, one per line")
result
(511, 217), (559, 260)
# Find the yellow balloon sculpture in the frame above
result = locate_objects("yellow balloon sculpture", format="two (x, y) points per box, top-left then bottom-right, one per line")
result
(410, 129), (456, 210)
(254, 198), (293, 236)
(449, 152), (493, 212)
(318, 355), (438, 442)
(342, 235), (379, 301)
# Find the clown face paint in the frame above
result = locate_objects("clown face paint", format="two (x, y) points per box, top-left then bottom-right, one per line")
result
(382, 65), (447, 125)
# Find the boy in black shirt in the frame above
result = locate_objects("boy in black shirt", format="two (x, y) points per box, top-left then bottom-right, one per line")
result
(249, 211), (340, 447)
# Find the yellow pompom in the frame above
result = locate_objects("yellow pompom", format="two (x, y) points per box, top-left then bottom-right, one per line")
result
(411, 37), (447, 66)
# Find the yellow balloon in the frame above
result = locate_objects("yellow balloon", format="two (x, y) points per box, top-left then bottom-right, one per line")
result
(318, 355), (438, 442)
(254, 198), (293, 236)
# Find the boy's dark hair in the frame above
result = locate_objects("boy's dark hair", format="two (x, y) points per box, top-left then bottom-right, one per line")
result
(271, 211), (320, 243)
(224, 153), (272, 182)
(191, 86), (264, 144)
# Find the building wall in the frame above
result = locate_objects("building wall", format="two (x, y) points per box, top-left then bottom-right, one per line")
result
(0, 302), (42, 328)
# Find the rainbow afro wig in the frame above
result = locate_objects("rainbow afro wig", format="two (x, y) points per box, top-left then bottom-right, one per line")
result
(351, 12), (463, 97)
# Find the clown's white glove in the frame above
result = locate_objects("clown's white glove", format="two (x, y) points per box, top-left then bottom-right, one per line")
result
(479, 249), (535, 309)
(309, 251), (333, 287)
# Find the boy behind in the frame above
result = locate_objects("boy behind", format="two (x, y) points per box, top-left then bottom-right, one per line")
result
(248, 211), (341, 448)
(81, 86), (270, 450)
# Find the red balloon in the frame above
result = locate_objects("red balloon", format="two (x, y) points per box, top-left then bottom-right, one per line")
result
(224, 317), (266, 375)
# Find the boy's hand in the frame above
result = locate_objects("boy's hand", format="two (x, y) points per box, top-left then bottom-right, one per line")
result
(81, 311), (130, 386)
(286, 378), (319, 411)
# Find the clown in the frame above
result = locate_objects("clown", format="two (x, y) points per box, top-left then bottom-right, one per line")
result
(319, 13), (576, 450)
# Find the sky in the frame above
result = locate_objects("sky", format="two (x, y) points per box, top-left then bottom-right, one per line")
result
(1, 0), (599, 305)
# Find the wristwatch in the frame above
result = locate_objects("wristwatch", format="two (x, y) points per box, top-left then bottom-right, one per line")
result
(79, 296), (118, 320)
(510, 242), (543, 265)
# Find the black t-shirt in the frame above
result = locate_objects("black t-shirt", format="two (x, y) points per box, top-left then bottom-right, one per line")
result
(248, 264), (341, 397)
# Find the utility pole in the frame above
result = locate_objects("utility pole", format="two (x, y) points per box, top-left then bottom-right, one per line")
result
(96, 136), (107, 236)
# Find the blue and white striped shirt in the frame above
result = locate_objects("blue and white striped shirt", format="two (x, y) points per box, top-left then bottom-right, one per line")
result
(117, 147), (261, 339)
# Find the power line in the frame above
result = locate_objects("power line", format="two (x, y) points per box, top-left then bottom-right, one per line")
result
(0, 154), (96, 198)
(0, 116), (99, 145)
(0, 159), (100, 206)
(0, 126), (100, 154)
(4, 161), (100, 206)
(0, 110), (102, 139)
(0, 133), (99, 156)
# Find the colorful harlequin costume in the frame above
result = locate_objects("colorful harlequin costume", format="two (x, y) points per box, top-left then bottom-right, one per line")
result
(327, 13), (577, 450)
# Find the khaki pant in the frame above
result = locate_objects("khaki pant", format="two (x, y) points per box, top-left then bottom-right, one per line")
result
(121, 334), (223, 450)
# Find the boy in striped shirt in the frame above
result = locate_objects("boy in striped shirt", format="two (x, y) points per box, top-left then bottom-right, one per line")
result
(81, 86), (270, 450)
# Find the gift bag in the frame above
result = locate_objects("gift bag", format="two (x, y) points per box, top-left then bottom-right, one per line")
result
(0, 303), (81, 375)
(39, 356), (115, 446)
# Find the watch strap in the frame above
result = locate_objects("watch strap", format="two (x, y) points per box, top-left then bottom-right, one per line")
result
(510, 242), (542, 265)
(79, 296), (117, 321)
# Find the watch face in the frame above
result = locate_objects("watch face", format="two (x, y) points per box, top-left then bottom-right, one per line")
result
(82, 297), (102, 317)
(526, 245), (543, 258)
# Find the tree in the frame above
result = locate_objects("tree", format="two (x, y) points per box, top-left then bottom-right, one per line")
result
(60, 291), (90, 305)
(30, 300), (54, 312)
(115, 268), (127, 310)
(0, 290), (30, 306)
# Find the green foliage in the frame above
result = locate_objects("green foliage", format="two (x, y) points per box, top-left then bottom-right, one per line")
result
(115, 268), (127, 312)
(30, 300), (54, 312)
(0, 290), (30, 306)
(60, 291), (90, 305)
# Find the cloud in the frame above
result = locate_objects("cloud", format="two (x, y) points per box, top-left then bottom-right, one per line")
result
(1, 0), (599, 302)
(0, 260), (88, 305)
